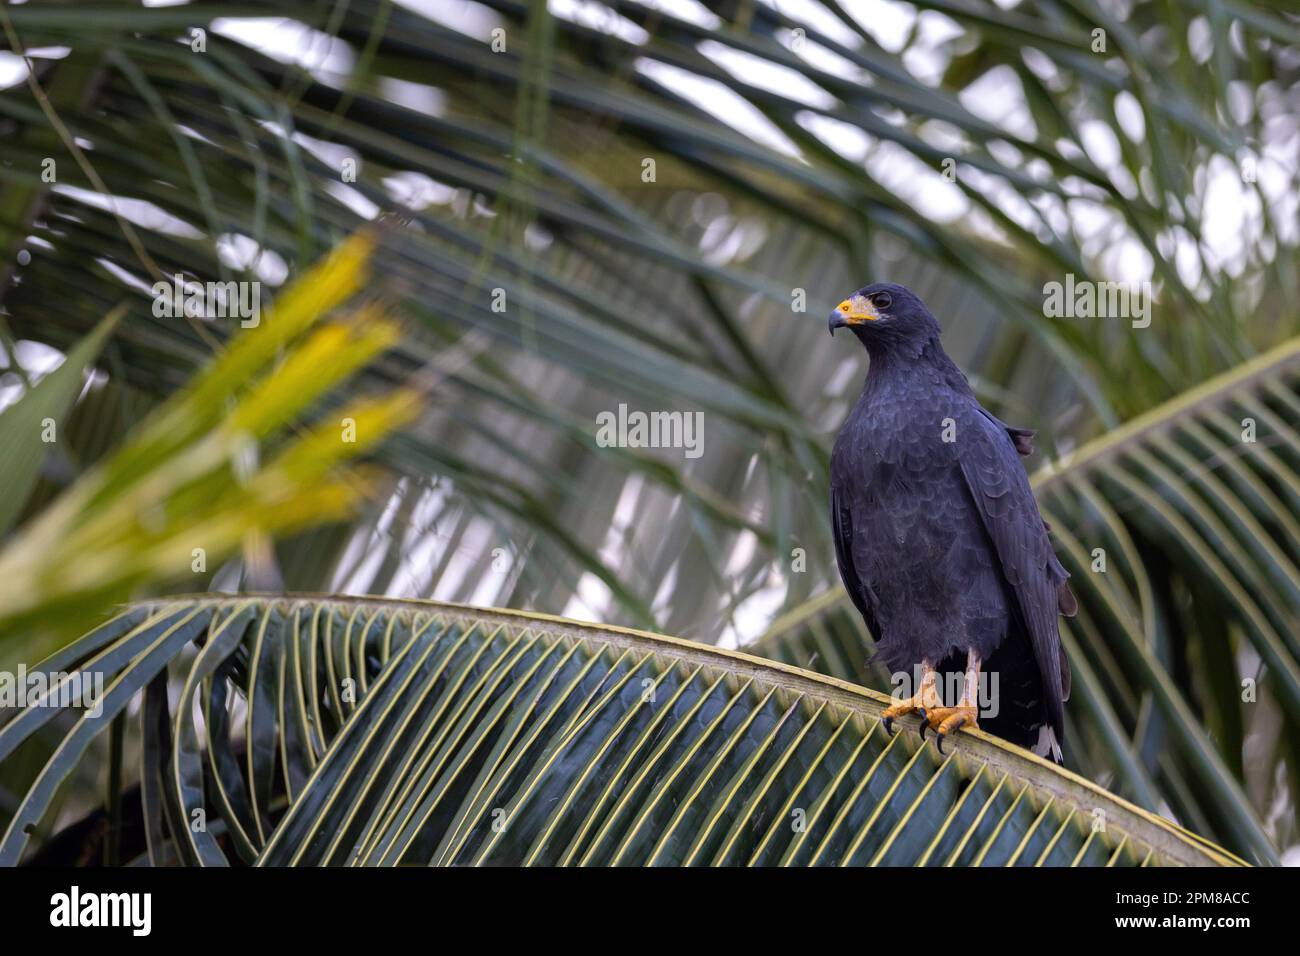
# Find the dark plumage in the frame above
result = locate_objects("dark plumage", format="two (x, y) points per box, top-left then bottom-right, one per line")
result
(828, 283), (1074, 761)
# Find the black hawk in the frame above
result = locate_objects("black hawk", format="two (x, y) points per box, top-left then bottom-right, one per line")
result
(828, 283), (1076, 762)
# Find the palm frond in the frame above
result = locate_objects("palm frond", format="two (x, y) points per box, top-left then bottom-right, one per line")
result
(0, 596), (1241, 866)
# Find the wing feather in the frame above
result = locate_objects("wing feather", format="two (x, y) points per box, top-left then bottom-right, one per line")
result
(830, 482), (880, 640)
(957, 409), (1071, 738)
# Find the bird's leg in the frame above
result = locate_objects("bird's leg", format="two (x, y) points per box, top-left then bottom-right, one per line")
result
(922, 649), (981, 753)
(881, 660), (942, 736)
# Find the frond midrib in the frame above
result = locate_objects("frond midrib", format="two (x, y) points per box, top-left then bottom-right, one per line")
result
(1031, 332), (1300, 493)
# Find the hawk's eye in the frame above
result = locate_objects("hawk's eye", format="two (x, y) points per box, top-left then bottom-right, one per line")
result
(873, 293), (892, 310)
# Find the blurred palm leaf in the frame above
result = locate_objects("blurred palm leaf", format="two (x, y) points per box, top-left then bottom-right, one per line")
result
(0, 596), (1241, 866)
(2, 0), (1294, 632)
(0, 310), (118, 538)
(0, 231), (419, 666)
(753, 332), (1300, 864)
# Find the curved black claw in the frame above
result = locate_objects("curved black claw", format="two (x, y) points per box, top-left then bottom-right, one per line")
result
(882, 715), (895, 736)
(917, 708), (928, 740)
(934, 732), (947, 755)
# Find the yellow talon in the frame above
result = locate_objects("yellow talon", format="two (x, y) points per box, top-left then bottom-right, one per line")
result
(923, 704), (979, 752)
(881, 660), (943, 735)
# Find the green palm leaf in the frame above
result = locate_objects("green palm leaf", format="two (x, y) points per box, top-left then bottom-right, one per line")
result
(0, 596), (1241, 866)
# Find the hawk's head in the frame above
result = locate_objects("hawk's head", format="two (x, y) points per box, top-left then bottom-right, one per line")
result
(827, 282), (942, 356)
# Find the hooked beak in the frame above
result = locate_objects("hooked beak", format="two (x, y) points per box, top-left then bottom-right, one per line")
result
(827, 297), (879, 335)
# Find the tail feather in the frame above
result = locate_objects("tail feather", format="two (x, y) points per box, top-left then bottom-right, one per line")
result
(972, 628), (1066, 763)
(1032, 725), (1064, 764)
